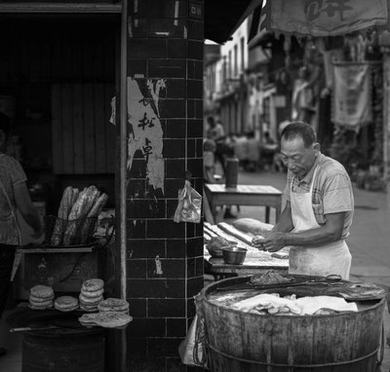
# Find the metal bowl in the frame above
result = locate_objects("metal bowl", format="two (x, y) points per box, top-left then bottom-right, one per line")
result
(206, 241), (238, 258)
(222, 246), (247, 265)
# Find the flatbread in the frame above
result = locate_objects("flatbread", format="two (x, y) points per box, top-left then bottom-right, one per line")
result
(30, 285), (54, 299)
(94, 312), (132, 328)
(98, 298), (129, 312)
(80, 307), (98, 313)
(29, 301), (53, 310)
(29, 298), (54, 308)
(54, 296), (78, 310)
(80, 288), (104, 298)
(29, 294), (54, 303)
(81, 279), (104, 293)
(55, 304), (79, 312)
(79, 313), (100, 326)
(79, 294), (103, 305)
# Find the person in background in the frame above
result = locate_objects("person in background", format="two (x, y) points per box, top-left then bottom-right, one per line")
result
(0, 112), (43, 356)
(206, 116), (226, 173)
(203, 138), (216, 183)
(253, 122), (353, 279)
(261, 132), (278, 171)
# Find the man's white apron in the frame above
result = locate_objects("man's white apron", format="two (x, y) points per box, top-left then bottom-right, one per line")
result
(288, 166), (352, 279)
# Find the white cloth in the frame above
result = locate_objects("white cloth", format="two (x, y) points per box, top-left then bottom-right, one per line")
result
(232, 293), (358, 315)
(295, 296), (358, 315)
(232, 293), (301, 314)
(289, 166), (352, 279)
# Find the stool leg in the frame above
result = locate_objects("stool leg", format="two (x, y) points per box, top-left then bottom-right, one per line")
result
(265, 207), (270, 223)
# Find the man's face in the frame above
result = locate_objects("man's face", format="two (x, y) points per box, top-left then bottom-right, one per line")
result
(280, 136), (318, 178)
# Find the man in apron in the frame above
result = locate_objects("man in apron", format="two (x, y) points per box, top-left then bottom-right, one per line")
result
(0, 112), (42, 356)
(253, 121), (353, 279)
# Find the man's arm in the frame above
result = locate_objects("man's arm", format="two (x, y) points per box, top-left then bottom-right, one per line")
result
(14, 182), (42, 236)
(272, 201), (294, 233)
(262, 212), (345, 252)
(253, 202), (293, 248)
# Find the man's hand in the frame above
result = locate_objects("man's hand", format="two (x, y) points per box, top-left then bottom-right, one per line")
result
(262, 232), (287, 252)
(252, 232), (271, 250)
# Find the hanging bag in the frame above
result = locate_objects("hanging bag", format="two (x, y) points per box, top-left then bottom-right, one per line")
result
(173, 180), (202, 223)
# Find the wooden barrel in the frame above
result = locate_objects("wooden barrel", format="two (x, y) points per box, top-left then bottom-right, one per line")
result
(199, 276), (385, 372)
(22, 328), (105, 372)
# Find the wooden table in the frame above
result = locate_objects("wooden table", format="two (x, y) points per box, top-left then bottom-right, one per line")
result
(205, 184), (282, 224)
(204, 254), (289, 280)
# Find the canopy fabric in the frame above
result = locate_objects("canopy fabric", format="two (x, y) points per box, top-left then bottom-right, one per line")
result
(205, 0), (262, 43)
(265, 0), (388, 37)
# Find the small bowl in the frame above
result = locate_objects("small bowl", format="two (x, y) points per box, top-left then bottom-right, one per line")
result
(206, 241), (238, 258)
(222, 246), (247, 265)
(206, 246), (223, 258)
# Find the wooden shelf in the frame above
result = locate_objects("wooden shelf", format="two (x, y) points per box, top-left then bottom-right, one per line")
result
(0, 3), (122, 13)
(20, 246), (95, 254)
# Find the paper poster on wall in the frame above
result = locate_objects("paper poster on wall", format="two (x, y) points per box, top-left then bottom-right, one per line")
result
(127, 77), (166, 193)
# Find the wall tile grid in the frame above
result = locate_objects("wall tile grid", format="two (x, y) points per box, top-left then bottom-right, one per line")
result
(126, 0), (204, 365)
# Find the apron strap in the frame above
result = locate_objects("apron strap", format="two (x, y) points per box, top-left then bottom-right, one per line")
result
(290, 165), (319, 195)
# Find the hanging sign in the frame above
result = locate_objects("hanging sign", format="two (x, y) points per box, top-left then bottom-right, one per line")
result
(267, 0), (388, 36)
(332, 63), (372, 131)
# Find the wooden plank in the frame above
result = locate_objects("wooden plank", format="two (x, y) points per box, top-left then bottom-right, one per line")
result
(84, 84), (96, 173)
(105, 83), (116, 174)
(62, 84), (74, 173)
(51, 85), (63, 173)
(203, 190), (215, 224)
(73, 85), (84, 174)
(94, 84), (107, 173)
(0, 3), (122, 13)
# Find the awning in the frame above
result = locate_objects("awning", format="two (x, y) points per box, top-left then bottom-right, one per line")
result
(205, 0), (262, 44)
(259, 0), (388, 37)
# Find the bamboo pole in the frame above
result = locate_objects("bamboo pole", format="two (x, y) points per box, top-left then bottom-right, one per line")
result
(119, 0), (128, 371)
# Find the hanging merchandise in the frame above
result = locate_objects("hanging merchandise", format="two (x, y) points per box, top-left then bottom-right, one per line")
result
(266, 0), (388, 37)
(173, 180), (202, 223)
(332, 62), (372, 131)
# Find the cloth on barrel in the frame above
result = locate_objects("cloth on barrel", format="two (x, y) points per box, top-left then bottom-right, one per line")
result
(295, 296), (358, 315)
(232, 294), (301, 315)
(232, 293), (357, 315)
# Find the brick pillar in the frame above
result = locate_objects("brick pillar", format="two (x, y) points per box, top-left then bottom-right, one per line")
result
(125, 0), (204, 370)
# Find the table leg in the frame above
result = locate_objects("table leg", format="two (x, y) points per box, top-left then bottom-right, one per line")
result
(275, 205), (281, 223)
(265, 206), (270, 223)
(211, 202), (218, 224)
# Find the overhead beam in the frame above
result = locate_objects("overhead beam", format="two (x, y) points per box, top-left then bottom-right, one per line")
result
(0, 2), (122, 13)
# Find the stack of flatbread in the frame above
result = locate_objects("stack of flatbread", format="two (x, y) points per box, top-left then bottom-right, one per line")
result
(29, 285), (54, 310)
(79, 311), (132, 329)
(98, 298), (129, 314)
(79, 279), (104, 312)
(54, 296), (79, 312)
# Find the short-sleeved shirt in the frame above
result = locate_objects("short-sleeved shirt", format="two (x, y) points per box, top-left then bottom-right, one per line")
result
(0, 153), (27, 245)
(283, 153), (354, 240)
(207, 123), (224, 141)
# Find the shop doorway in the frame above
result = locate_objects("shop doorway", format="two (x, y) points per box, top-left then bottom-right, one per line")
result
(0, 14), (121, 292)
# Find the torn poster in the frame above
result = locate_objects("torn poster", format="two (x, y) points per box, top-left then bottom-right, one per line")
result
(127, 77), (166, 193)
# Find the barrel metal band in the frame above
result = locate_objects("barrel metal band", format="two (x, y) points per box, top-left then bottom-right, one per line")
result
(208, 344), (379, 368)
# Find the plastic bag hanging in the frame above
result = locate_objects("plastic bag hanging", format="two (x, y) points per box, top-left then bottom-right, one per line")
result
(173, 180), (202, 223)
